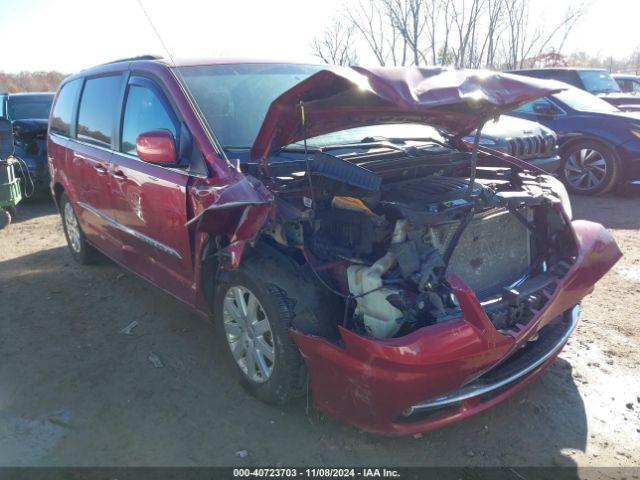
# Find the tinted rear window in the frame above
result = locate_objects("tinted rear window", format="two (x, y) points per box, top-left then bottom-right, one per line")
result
(51, 80), (81, 136)
(8, 96), (53, 121)
(77, 75), (122, 148)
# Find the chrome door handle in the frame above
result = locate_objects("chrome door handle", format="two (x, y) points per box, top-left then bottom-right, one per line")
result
(93, 164), (107, 175)
(111, 170), (127, 181)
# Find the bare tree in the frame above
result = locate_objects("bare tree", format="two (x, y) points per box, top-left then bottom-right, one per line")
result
(319, 0), (589, 70)
(346, 0), (399, 66)
(311, 17), (359, 65)
(502, 0), (589, 69)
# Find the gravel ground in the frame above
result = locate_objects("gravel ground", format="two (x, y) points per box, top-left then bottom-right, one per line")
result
(0, 194), (638, 467)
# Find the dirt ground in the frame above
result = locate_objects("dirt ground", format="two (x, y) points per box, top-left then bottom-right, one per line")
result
(0, 194), (638, 468)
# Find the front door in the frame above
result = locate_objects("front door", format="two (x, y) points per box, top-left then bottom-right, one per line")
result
(109, 76), (195, 302)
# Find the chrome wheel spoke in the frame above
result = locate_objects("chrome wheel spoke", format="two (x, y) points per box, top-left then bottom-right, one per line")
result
(246, 295), (258, 319)
(230, 339), (246, 361)
(233, 287), (248, 317)
(255, 349), (271, 378)
(565, 148), (607, 190)
(221, 285), (275, 383)
(253, 319), (270, 336)
(224, 321), (243, 338)
(245, 344), (259, 379)
(255, 337), (275, 363)
(584, 149), (598, 163)
(587, 170), (600, 187)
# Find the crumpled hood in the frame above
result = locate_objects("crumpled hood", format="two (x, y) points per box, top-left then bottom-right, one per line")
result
(251, 66), (565, 161)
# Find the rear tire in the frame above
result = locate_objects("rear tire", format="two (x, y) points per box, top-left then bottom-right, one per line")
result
(60, 192), (98, 265)
(560, 140), (620, 195)
(0, 208), (11, 229)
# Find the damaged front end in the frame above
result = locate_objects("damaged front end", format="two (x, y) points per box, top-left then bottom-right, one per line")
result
(189, 66), (621, 434)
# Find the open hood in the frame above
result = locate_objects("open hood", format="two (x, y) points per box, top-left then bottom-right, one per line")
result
(251, 66), (565, 161)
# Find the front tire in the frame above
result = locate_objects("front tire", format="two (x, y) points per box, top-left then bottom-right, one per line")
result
(213, 263), (306, 405)
(560, 140), (620, 195)
(0, 208), (11, 229)
(60, 193), (98, 264)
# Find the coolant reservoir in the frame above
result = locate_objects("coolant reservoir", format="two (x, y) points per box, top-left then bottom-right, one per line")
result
(346, 220), (408, 338)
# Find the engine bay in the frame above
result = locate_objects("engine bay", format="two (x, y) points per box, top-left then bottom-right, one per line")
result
(258, 141), (577, 339)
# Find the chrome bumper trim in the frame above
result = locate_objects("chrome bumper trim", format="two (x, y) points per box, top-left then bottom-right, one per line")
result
(404, 305), (579, 415)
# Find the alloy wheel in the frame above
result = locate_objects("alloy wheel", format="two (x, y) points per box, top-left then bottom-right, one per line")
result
(564, 148), (608, 191)
(64, 202), (82, 254)
(222, 286), (275, 383)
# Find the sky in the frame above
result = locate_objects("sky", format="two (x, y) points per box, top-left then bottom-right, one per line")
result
(0, 0), (638, 73)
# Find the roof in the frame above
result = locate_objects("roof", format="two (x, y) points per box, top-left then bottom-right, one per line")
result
(4, 92), (55, 97)
(612, 73), (639, 79)
(65, 56), (324, 84)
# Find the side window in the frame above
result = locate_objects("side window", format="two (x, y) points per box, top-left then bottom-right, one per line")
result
(121, 84), (177, 156)
(50, 79), (81, 136)
(512, 98), (555, 114)
(633, 80), (640, 94)
(77, 75), (122, 148)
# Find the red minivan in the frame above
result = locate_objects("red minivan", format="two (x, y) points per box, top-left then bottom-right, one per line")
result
(48, 57), (621, 435)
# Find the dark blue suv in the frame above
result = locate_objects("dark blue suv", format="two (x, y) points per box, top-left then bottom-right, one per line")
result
(509, 86), (640, 195)
(0, 92), (54, 196)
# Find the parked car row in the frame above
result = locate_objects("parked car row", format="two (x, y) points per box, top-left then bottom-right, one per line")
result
(508, 67), (640, 194)
(43, 57), (621, 435)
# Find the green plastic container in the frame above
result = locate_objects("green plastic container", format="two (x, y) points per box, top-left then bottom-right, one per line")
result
(0, 158), (22, 228)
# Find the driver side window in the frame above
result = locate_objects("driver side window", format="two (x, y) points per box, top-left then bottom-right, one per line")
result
(121, 84), (177, 156)
(513, 98), (557, 115)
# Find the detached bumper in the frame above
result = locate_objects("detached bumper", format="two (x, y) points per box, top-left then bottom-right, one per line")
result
(292, 220), (621, 435)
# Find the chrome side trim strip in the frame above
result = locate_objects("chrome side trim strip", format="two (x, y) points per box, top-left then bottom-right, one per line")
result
(405, 305), (579, 415)
(77, 201), (182, 260)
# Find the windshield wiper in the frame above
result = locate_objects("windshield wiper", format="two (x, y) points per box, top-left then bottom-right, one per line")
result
(371, 135), (451, 148)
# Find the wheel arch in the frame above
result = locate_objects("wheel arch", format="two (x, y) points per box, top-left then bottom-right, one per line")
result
(559, 134), (619, 160)
(53, 182), (65, 211)
(204, 235), (342, 340)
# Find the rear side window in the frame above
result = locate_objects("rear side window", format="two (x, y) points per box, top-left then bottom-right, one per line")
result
(50, 79), (81, 136)
(121, 85), (177, 155)
(77, 75), (122, 148)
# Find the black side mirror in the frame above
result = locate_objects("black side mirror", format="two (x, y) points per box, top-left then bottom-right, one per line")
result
(533, 102), (558, 117)
(0, 117), (14, 160)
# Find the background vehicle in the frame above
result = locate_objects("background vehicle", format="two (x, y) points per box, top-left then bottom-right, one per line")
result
(48, 58), (619, 434)
(464, 115), (560, 173)
(0, 92), (55, 196)
(509, 68), (640, 111)
(509, 85), (640, 195)
(613, 73), (640, 94)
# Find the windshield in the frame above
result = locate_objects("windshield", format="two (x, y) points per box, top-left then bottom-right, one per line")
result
(553, 87), (619, 113)
(7, 96), (53, 120)
(578, 70), (621, 94)
(177, 63), (323, 148)
(296, 123), (446, 148)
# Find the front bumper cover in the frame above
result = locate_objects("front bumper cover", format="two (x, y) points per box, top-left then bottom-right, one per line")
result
(292, 220), (621, 435)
